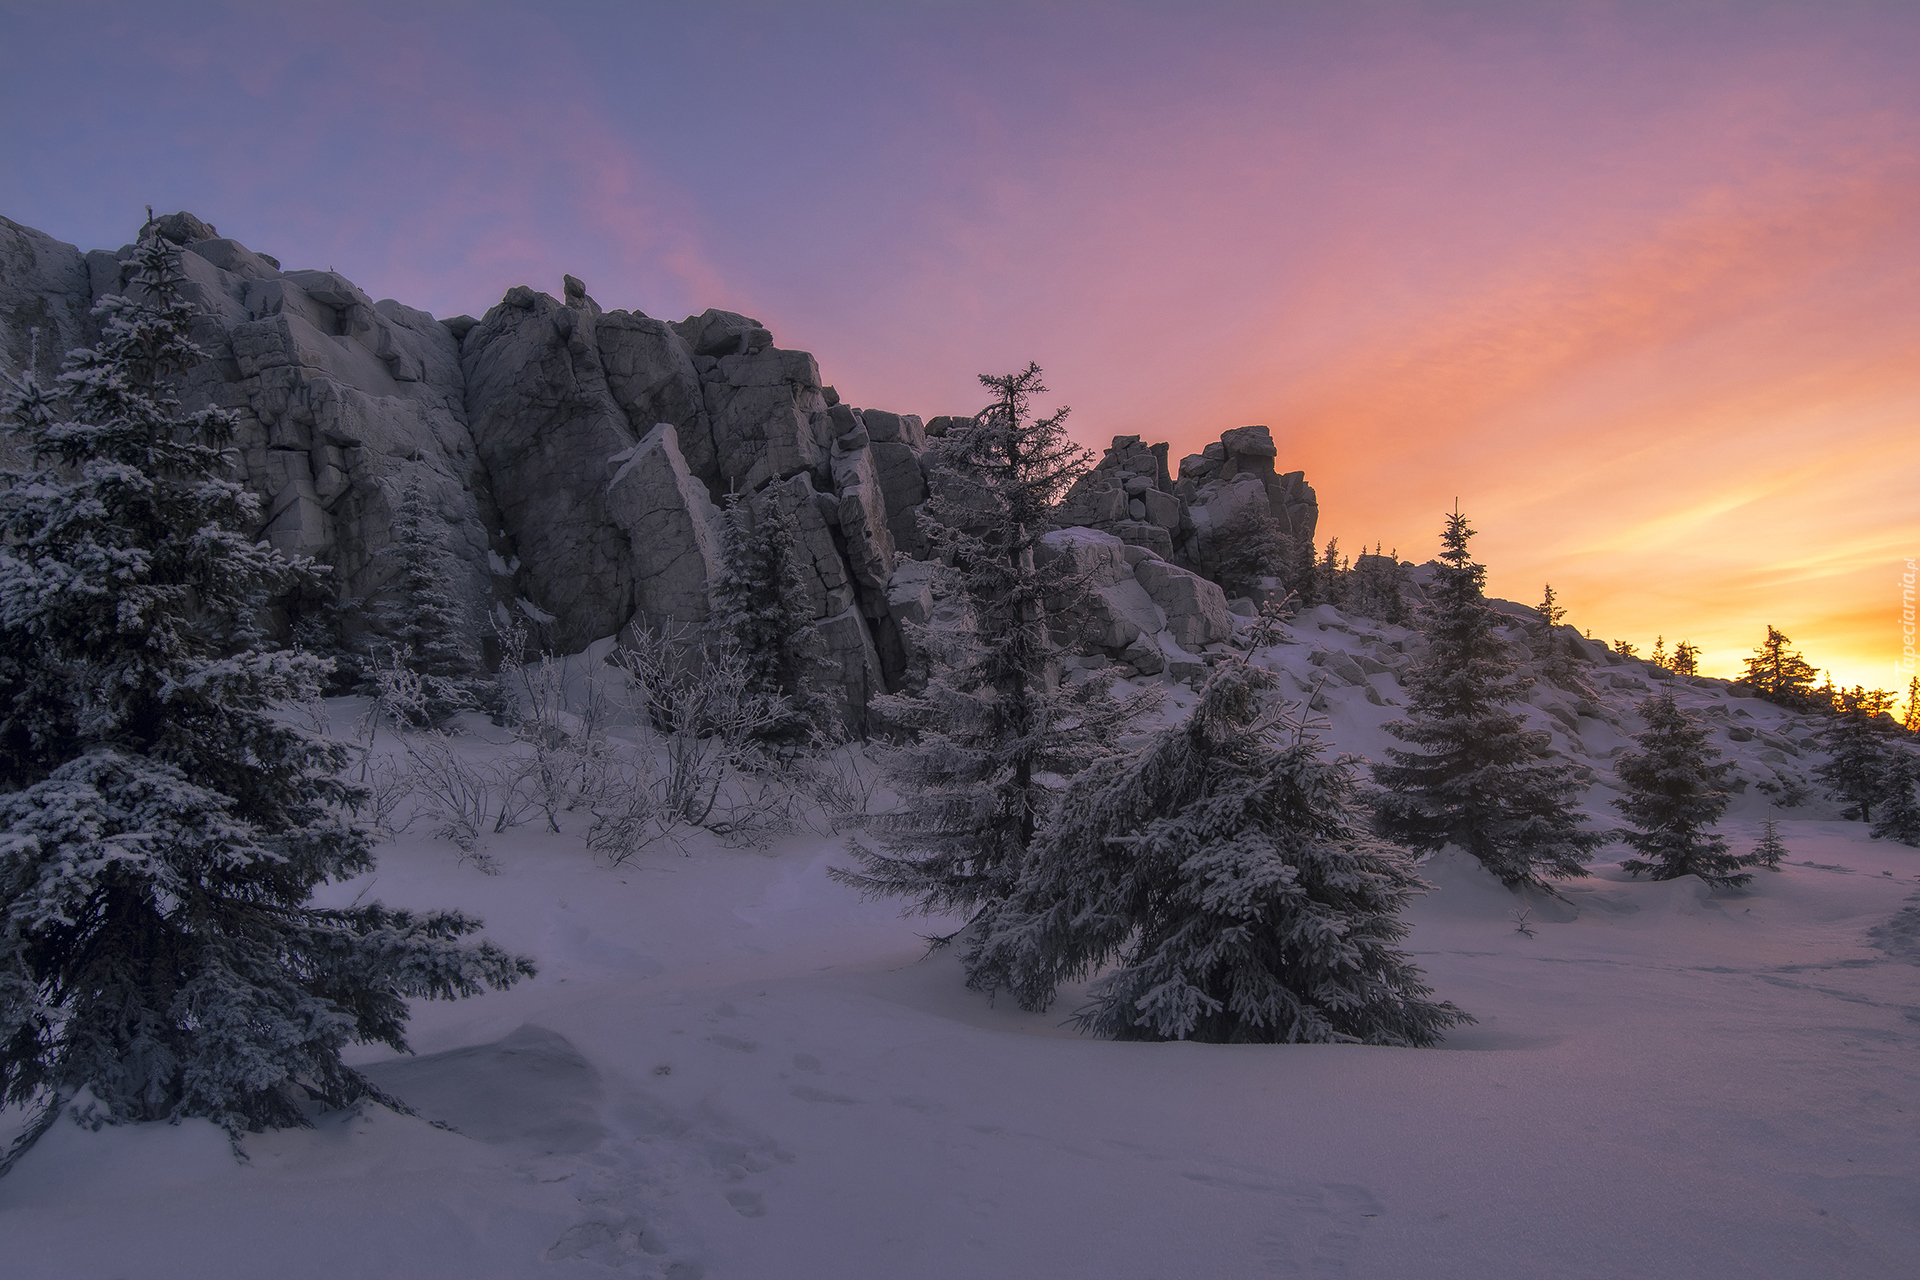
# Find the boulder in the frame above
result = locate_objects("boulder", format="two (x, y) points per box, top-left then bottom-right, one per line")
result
(674, 308), (772, 359)
(606, 425), (726, 629)
(1132, 558), (1233, 649)
(152, 211), (218, 245)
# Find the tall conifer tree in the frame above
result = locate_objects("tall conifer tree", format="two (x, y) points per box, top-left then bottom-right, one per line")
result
(1614, 690), (1752, 886)
(1871, 754), (1920, 846)
(0, 220), (529, 1162)
(835, 366), (1152, 926)
(709, 486), (831, 740)
(1817, 687), (1899, 822)
(1371, 511), (1600, 888)
(364, 472), (481, 721)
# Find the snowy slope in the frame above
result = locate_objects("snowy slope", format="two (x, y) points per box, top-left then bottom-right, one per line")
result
(4, 624), (1917, 1280)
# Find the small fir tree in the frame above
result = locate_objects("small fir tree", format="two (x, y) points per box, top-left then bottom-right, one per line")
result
(1649, 636), (1668, 669)
(1317, 537), (1346, 607)
(1533, 583), (1592, 694)
(364, 472), (482, 721)
(1372, 510), (1601, 888)
(835, 365), (1154, 924)
(0, 219), (531, 1163)
(1870, 755), (1920, 846)
(1613, 639), (1639, 658)
(1742, 626), (1818, 708)
(1751, 818), (1789, 869)
(710, 485), (834, 741)
(1902, 675), (1919, 735)
(1815, 687), (1899, 822)
(971, 665), (1472, 1045)
(1613, 690), (1752, 886)
(1284, 529), (1319, 608)
(1670, 641), (1701, 678)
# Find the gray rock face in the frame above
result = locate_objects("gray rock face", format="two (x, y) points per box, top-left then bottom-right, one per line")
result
(606, 425), (725, 629)
(27, 215), (498, 646)
(1, 216), (95, 386)
(0, 211), (1323, 732)
(1034, 527), (1232, 668)
(674, 308), (772, 359)
(705, 345), (832, 495)
(463, 288), (640, 648)
(1177, 424), (1318, 547)
(596, 310), (713, 484)
(1056, 434), (1184, 555)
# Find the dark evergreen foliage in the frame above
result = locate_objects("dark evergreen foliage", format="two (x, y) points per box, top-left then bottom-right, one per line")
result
(1816, 687), (1899, 822)
(971, 665), (1472, 1046)
(1613, 690), (1751, 886)
(1740, 626), (1819, 709)
(1371, 511), (1600, 888)
(1871, 754), (1920, 846)
(1532, 583), (1593, 694)
(364, 473), (483, 722)
(834, 365), (1153, 919)
(710, 486), (835, 742)
(1203, 506), (1293, 603)
(0, 221), (530, 1159)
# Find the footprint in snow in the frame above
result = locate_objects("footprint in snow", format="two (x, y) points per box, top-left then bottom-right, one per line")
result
(362, 1023), (784, 1279)
(1257, 1181), (1384, 1277)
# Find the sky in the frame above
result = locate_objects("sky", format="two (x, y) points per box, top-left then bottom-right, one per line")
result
(4, 0), (1917, 691)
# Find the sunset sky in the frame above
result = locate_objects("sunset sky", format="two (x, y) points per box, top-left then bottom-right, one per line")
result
(5, 1), (1916, 690)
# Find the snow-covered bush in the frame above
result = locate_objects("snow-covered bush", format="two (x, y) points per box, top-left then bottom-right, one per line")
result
(0, 219), (531, 1163)
(970, 664), (1472, 1046)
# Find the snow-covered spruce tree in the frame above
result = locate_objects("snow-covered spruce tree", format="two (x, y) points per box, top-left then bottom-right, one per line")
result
(0, 220), (531, 1160)
(1870, 754), (1920, 846)
(1815, 687), (1899, 822)
(363, 472), (482, 722)
(709, 486), (834, 743)
(971, 664), (1472, 1045)
(833, 364), (1154, 927)
(1752, 818), (1789, 869)
(1613, 690), (1752, 887)
(1371, 511), (1601, 889)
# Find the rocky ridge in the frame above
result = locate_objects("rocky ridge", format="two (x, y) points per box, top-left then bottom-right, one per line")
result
(1, 212), (1322, 726)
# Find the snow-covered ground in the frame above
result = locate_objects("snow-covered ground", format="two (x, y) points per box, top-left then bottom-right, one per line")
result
(5, 630), (1917, 1279)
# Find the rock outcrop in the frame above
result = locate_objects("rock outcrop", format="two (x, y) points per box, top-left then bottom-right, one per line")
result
(0, 210), (1324, 724)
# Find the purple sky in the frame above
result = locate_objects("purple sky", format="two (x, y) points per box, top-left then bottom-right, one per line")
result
(5, 1), (1918, 688)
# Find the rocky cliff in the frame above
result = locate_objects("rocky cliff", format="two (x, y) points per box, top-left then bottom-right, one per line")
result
(1, 211), (1321, 725)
